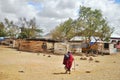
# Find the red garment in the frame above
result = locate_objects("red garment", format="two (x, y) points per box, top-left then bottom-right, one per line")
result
(63, 53), (74, 71)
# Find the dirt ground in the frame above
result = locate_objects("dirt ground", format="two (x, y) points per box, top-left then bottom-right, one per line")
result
(0, 45), (120, 80)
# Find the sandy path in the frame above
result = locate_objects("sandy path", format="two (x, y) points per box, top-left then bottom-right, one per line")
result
(0, 45), (120, 80)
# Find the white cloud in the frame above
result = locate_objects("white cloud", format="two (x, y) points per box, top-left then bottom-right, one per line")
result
(0, 0), (38, 21)
(0, 0), (120, 36)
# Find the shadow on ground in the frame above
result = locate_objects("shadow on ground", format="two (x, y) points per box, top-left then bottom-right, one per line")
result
(53, 72), (67, 75)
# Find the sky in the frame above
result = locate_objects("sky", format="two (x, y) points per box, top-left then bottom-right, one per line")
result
(0, 0), (120, 37)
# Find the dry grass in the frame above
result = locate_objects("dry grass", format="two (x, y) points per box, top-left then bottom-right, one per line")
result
(0, 45), (120, 80)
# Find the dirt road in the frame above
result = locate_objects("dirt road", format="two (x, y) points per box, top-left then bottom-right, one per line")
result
(0, 46), (120, 80)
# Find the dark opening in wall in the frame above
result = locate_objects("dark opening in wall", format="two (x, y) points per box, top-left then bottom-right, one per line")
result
(104, 43), (109, 49)
(117, 41), (120, 45)
(10, 41), (13, 44)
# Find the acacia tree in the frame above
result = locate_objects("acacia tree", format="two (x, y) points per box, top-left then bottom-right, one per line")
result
(4, 18), (19, 38)
(50, 6), (114, 42)
(74, 6), (114, 42)
(51, 18), (74, 41)
(0, 22), (7, 37)
(18, 18), (43, 39)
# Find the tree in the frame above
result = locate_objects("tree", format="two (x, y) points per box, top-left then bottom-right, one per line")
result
(74, 6), (114, 42)
(0, 22), (7, 37)
(4, 18), (19, 38)
(18, 18), (43, 39)
(50, 6), (114, 42)
(51, 18), (74, 41)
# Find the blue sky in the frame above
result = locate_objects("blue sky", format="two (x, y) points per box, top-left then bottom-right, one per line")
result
(115, 0), (120, 3)
(28, 1), (43, 12)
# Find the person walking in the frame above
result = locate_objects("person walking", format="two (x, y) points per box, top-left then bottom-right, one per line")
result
(41, 42), (47, 53)
(63, 51), (74, 74)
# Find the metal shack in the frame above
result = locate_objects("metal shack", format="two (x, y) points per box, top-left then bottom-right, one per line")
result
(110, 37), (120, 52)
(69, 36), (83, 54)
(99, 42), (117, 54)
(54, 41), (83, 54)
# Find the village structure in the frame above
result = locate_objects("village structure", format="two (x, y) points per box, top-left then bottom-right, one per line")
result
(0, 35), (120, 55)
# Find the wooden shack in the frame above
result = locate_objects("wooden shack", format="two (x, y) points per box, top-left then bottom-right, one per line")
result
(81, 40), (117, 55)
(18, 38), (57, 53)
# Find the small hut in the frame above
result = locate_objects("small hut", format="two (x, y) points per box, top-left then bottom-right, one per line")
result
(110, 37), (120, 52)
(18, 38), (58, 53)
(0, 37), (16, 47)
(54, 42), (67, 54)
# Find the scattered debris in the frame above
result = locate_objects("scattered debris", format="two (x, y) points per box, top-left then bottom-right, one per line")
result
(89, 57), (93, 61)
(95, 60), (100, 63)
(18, 70), (24, 73)
(48, 55), (51, 57)
(76, 64), (79, 66)
(80, 57), (87, 60)
(86, 71), (91, 73)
